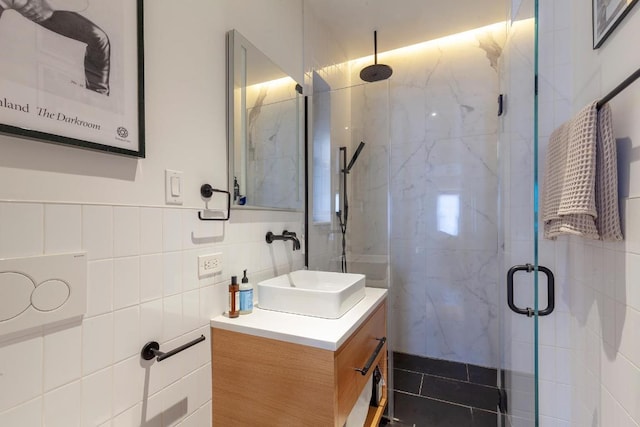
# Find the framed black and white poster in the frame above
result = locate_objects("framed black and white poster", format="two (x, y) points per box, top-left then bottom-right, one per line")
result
(0, 0), (144, 157)
(593, 0), (639, 49)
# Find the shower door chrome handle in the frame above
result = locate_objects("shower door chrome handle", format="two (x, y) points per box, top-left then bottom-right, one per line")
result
(507, 264), (555, 317)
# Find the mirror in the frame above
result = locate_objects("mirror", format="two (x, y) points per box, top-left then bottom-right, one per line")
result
(227, 30), (304, 211)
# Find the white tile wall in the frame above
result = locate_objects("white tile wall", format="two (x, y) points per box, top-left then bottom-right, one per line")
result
(82, 205), (113, 261)
(563, 0), (640, 424)
(81, 367), (113, 426)
(87, 259), (114, 316)
(114, 207), (141, 258)
(0, 201), (303, 426)
(0, 203), (44, 258)
(0, 333), (43, 412)
(114, 256), (141, 309)
(43, 380), (82, 427)
(44, 204), (82, 254)
(43, 322), (82, 392)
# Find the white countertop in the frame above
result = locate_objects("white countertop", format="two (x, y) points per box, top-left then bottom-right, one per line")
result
(210, 287), (387, 351)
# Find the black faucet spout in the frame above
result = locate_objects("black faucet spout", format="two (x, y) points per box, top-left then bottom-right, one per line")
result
(266, 230), (301, 251)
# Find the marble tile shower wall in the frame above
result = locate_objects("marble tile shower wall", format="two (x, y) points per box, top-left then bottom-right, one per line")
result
(372, 24), (507, 368)
(245, 82), (302, 210)
(347, 81), (389, 260)
(0, 201), (303, 426)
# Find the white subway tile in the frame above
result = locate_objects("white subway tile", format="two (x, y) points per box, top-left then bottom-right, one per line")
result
(199, 285), (216, 324)
(140, 254), (163, 302)
(189, 327), (211, 372)
(161, 378), (187, 425)
(160, 337), (188, 388)
(113, 306), (140, 363)
(0, 202), (43, 258)
(180, 403), (211, 427)
(82, 205), (113, 260)
(182, 249), (199, 292)
(162, 295), (183, 342)
(555, 347), (571, 385)
(182, 290), (201, 333)
(555, 311), (571, 348)
(539, 346), (556, 381)
(113, 206), (140, 257)
(182, 363), (210, 415)
(44, 204), (82, 254)
(82, 313), (113, 376)
(113, 356), (144, 416)
(625, 198), (640, 255)
(112, 403), (141, 427)
(0, 334), (43, 412)
(86, 260), (113, 317)
(81, 368), (113, 427)
(601, 294), (616, 347)
(163, 209), (182, 252)
(626, 252), (640, 312)
(613, 354), (640, 423)
(0, 397), (41, 426)
(140, 299), (163, 348)
(619, 306), (640, 369)
(141, 391), (162, 427)
(140, 207), (163, 255)
(113, 256), (140, 309)
(163, 252), (182, 296)
(43, 381), (81, 427)
(43, 322), (82, 391)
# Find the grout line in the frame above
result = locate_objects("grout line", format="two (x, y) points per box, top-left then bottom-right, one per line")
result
(394, 367), (498, 388)
(465, 363), (470, 382)
(394, 389), (502, 416)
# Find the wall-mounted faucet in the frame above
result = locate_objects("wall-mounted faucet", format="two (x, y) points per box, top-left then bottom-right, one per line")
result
(265, 230), (301, 251)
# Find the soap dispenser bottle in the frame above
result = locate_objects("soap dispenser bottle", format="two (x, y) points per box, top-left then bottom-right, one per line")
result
(239, 269), (253, 314)
(228, 276), (239, 318)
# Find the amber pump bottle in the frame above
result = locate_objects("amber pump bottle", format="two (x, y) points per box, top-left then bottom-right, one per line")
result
(228, 276), (240, 318)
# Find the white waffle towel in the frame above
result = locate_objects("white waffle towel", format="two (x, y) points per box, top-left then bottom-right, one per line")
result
(542, 101), (623, 241)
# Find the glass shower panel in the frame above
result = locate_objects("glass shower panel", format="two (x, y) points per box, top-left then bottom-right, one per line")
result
(308, 80), (390, 286)
(498, 0), (540, 425)
(386, 21), (505, 426)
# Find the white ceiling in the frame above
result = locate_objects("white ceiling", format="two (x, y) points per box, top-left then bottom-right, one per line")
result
(305, 0), (508, 60)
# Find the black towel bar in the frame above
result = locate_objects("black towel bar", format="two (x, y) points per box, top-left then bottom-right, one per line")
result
(141, 335), (206, 362)
(596, 67), (640, 110)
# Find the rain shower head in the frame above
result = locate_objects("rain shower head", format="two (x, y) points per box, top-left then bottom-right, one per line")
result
(346, 141), (366, 173)
(360, 31), (393, 82)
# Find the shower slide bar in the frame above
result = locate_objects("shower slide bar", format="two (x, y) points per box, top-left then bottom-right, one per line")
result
(140, 335), (206, 362)
(507, 264), (555, 317)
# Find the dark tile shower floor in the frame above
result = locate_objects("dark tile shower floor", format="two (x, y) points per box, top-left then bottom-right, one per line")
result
(380, 352), (501, 427)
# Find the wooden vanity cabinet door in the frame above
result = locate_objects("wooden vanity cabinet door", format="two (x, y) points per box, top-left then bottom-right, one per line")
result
(335, 302), (387, 426)
(212, 329), (336, 426)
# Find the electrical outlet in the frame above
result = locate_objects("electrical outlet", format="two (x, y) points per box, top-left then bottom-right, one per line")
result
(198, 253), (222, 277)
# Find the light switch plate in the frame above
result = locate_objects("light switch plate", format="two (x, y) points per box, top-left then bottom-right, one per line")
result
(165, 170), (183, 205)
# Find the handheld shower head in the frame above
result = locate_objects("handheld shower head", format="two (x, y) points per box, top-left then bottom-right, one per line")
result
(346, 141), (366, 173)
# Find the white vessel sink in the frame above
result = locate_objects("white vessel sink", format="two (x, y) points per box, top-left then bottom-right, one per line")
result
(257, 270), (366, 318)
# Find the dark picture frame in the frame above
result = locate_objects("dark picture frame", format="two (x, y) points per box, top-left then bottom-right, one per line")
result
(593, 0), (639, 49)
(0, 0), (145, 157)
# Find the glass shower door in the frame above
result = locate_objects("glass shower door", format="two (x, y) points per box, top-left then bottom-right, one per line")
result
(498, 0), (544, 425)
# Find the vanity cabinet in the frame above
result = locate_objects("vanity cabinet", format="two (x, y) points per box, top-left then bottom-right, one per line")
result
(211, 298), (387, 427)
